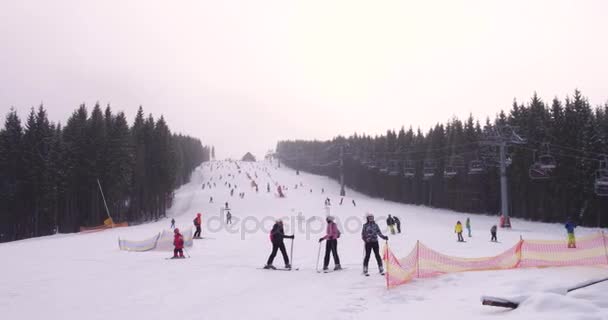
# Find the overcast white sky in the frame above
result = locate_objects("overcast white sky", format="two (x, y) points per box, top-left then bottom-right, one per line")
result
(1, 0), (607, 159)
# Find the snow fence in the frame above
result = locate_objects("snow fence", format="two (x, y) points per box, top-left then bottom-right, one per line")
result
(384, 231), (608, 289)
(118, 228), (193, 252)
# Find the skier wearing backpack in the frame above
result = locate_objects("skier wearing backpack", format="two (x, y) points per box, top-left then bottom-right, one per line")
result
(362, 213), (388, 275)
(172, 228), (185, 259)
(386, 215), (396, 235)
(264, 220), (295, 269)
(319, 216), (341, 271)
(193, 213), (202, 238)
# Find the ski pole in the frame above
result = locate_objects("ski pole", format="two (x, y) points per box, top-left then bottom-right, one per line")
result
(289, 237), (294, 267)
(183, 245), (191, 258)
(316, 241), (322, 272)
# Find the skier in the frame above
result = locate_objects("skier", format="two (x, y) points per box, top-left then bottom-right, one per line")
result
(209, 196), (214, 203)
(193, 213), (202, 238)
(386, 214), (396, 235)
(225, 202), (229, 209)
(490, 225), (498, 242)
(352, 199), (357, 207)
(466, 217), (472, 237)
(362, 213), (388, 275)
(172, 228), (185, 259)
(318, 216), (341, 271)
(267, 183), (270, 193)
(170, 218), (175, 229)
(565, 219), (577, 248)
(230, 189), (234, 196)
(322, 188), (325, 194)
(339, 197), (344, 205)
(393, 216), (401, 233)
(264, 220), (295, 269)
(226, 211), (232, 224)
(455, 221), (464, 242)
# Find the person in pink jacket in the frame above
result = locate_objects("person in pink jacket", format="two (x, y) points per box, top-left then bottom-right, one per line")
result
(319, 216), (342, 271)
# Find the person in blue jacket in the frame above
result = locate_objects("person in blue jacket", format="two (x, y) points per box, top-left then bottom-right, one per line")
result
(565, 219), (577, 248)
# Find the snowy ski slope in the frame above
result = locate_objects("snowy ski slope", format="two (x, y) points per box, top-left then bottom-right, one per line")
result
(1, 160), (607, 320)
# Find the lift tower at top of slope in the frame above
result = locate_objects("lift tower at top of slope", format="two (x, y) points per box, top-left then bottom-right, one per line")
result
(480, 125), (526, 228)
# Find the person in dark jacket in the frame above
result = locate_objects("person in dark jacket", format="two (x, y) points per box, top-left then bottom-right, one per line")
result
(170, 218), (175, 229)
(386, 215), (396, 235)
(393, 216), (401, 233)
(319, 216), (341, 271)
(172, 228), (185, 259)
(264, 220), (295, 269)
(565, 220), (577, 248)
(490, 225), (497, 242)
(362, 213), (388, 275)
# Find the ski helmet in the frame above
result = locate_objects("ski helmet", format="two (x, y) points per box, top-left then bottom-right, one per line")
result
(326, 215), (335, 222)
(197, 213), (201, 216)
(365, 212), (374, 221)
(174, 228), (180, 233)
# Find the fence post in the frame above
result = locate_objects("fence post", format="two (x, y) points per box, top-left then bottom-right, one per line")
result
(416, 240), (420, 278)
(385, 240), (389, 290)
(602, 231), (608, 265)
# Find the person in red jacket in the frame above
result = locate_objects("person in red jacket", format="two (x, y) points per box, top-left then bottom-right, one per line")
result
(193, 213), (202, 238)
(173, 228), (185, 258)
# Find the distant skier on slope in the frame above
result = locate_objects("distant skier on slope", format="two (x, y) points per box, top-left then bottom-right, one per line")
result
(565, 219), (577, 248)
(170, 218), (175, 229)
(393, 216), (401, 233)
(466, 217), (472, 237)
(362, 213), (388, 275)
(264, 220), (295, 269)
(226, 211), (232, 224)
(319, 216), (341, 271)
(172, 228), (185, 259)
(455, 221), (464, 242)
(490, 225), (498, 242)
(193, 213), (202, 238)
(352, 199), (357, 207)
(386, 215), (396, 235)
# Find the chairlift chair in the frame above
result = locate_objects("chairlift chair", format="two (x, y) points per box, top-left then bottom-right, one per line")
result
(538, 154), (557, 170)
(444, 166), (457, 179)
(423, 160), (436, 180)
(529, 163), (550, 180)
(468, 160), (484, 174)
(403, 160), (416, 178)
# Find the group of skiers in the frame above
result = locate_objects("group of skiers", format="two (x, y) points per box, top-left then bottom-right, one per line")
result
(454, 218), (498, 242)
(386, 215), (401, 234)
(262, 213), (388, 275)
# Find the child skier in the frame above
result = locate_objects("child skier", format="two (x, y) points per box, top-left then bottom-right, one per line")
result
(386, 215), (396, 235)
(455, 221), (464, 242)
(466, 217), (472, 237)
(170, 218), (175, 229)
(565, 219), (577, 248)
(264, 220), (295, 269)
(319, 216), (341, 271)
(490, 225), (497, 242)
(193, 213), (202, 238)
(362, 213), (389, 275)
(172, 228), (185, 259)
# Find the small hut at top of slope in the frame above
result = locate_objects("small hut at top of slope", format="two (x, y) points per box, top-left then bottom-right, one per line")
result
(242, 152), (256, 162)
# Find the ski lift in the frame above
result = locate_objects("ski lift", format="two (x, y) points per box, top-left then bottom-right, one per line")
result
(444, 155), (463, 178)
(451, 155), (466, 168)
(529, 162), (550, 180)
(403, 160), (415, 178)
(538, 143), (557, 170)
(388, 160), (400, 176)
(378, 160), (389, 174)
(423, 159), (436, 180)
(468, 160), (484, 174)
(594, 158), (608, 196)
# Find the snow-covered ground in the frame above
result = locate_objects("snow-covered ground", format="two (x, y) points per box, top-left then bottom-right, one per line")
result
(2, 160), (607, 320)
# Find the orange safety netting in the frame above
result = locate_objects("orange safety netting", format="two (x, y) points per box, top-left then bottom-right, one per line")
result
(384, 232), (608, 289)
(79, 222), (128, 233)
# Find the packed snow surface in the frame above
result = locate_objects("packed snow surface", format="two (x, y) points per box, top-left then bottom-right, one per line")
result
(2, 160), (607, 320)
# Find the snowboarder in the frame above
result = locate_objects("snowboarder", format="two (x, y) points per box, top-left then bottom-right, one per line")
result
(565, 219), (577, 248)
(490, 225), (497, 242)
(264, 220), (295, 269)
(170, 218), (175, 229)
(319, 216), (341, 271)
(466, 217), (472, 237)
(362, 213), (388, 275)
(193, 213), (202, 238)
(455, 221), (464, 242)
(393, 216), (401, 233)
(172, 228), (185, 258)
(386, 215), (396, 235)
(226, 211), (232, 224)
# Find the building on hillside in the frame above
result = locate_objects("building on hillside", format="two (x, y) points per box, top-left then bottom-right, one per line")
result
(242, 152), (256, 162)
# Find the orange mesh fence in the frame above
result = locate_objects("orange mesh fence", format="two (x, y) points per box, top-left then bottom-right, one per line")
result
(385, 231), (608, 289)
(79, 222), (128, 233)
